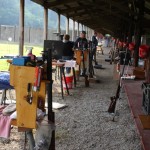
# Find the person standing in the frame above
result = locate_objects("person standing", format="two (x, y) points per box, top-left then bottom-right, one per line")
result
(74, 31), (88, 50)
(92, 31), (98, 65)
(74, 31), (88, 76)
(62, 34), (74, 74)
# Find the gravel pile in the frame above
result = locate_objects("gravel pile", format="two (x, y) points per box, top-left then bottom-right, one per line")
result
(0, 47), (142, 150)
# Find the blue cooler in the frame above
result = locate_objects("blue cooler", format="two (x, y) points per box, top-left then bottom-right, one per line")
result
(13, 56), (31, 66)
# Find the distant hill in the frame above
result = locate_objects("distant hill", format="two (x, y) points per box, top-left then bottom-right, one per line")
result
(0, 0), (66, 29)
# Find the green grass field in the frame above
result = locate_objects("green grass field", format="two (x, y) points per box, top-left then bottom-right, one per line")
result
(0, 42), (43, 71)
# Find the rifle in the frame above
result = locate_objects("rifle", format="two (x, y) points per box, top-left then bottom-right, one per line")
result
(81, 39), (89, 87)
(108, 46), (128, 113)
(108, 80), (121, 113)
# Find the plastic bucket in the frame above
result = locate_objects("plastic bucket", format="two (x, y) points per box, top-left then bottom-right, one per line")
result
(129, 42), (135, 51)
(63, 76), (73, 89)
(139, 45), (149, 59)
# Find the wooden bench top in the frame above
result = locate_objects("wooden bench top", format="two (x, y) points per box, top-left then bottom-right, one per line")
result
(139, 115), (150, 130)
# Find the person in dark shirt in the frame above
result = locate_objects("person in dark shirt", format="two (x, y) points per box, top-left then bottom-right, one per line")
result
(92, 31), (98, 65)
(74, 31), (88, 50)
(62, 34), (74, 74)
(62, 34), (74, 58)
(74, 31), (88, 76)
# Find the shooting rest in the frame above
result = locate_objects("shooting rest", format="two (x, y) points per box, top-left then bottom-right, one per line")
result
(74, 49), (89, 87)
(10, 65), (47, 129)
(74, 50), (88, 65)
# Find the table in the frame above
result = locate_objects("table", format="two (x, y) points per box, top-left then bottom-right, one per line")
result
(52, 62), (69, 99)
(122, 79), (150, 150)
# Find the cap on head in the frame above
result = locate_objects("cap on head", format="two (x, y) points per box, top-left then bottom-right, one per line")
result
(81, 31), (86, 34)
(94, 31), (97, 35)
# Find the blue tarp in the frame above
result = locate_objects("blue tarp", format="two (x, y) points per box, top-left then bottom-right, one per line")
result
(0, 72), (13, 90)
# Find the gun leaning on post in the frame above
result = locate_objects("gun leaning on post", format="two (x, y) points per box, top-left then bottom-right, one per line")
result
(108, 80), (121, 113)
(108, 45), (128, 113)
(81, 40), (89, 87)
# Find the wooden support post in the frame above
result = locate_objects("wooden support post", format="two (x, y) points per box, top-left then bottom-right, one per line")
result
(57, 13), (60, 34)
(44, 7), (48, 40)
(47, 49), (55, 150)
(134, 26), (142, 67)
(134, 0), (145, 67)
(19, 0), (25, 56)
(72, 20), (75, 41)
(145, 53), (150, 83)
(66, 17), (69, 34)
(82, 24), (83, 31)
(86, 27), (89, 40)
(128, 22), (134, 43)
(123, 25), (128, 42)
(57, 13), (61, 40)
(77, 22), (79, 37)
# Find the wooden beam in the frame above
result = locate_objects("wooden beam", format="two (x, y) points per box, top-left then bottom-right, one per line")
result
(72, 20), (75, 41)
(57, 13), (61, 33)
(68, 10), (87, 18)
(60, 6), (84, 14)
(145, 7), (150, 15)
(31, 0), (44, 6)
(77, 22), (79, 36)
(45, 0), (83, 8)
(19, 0), (25, 56)
(66, 17), (69, 34)
(62, 1), (129, 23)
(44, 7), (48, 40)
(94, 0), (136, 16)
(76, 15), (117, 28)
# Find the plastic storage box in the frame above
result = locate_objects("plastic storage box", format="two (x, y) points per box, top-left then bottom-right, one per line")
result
(13, 56), (30, 66)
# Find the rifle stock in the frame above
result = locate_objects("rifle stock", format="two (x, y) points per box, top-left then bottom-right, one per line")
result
(108, 81), (121, 113)
(108, 46), (128, 113)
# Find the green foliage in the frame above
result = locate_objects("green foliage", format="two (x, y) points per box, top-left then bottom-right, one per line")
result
(0, 0), (66, 29)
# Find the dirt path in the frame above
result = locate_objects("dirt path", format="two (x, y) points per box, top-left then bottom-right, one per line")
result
(0, 47), (141, 150)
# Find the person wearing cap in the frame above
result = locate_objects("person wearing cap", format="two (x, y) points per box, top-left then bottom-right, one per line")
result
(74, 31), (88, 50)
(74, 31), (88, 76)
(92, 31), (98, 65)
(62, 34), (74, 74)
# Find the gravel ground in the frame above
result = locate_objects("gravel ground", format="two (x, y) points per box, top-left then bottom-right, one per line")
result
(0, 47), (142, 150)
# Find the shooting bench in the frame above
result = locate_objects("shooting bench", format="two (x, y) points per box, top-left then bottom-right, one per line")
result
(9, 64), (54, 149)
(74, 49), (89, 87)
(9, 64), (47, 128)
(52, 61), (69, 99)
(121, 79), (150, 150)
(52, 60), (77, 98)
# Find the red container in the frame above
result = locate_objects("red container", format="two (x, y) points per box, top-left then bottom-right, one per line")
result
(139, 45), (150, 59)
(118, 41), (123, 47)
(63, 76), (73, 89)
(123, 42), (127, 47)
(129, 42), (135, 51)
